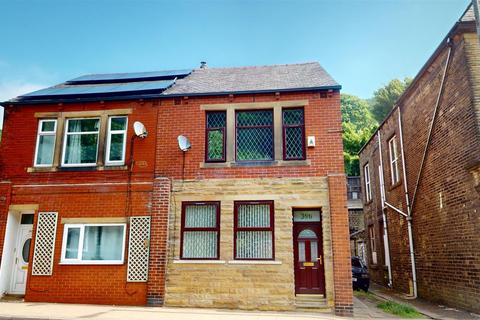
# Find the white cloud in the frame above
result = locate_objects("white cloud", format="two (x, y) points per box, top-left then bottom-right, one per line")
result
(0, 81), (47, 129)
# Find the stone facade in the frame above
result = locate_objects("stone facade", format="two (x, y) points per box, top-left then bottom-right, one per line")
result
(164, 177), (335, 311)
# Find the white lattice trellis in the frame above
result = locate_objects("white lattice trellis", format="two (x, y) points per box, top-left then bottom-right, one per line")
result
(32, 212), (58, 276)
(127, 216), (151, 282)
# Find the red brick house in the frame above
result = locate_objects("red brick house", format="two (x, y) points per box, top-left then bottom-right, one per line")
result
(0, 62), (353, 315)
(359, 5), (480, 313)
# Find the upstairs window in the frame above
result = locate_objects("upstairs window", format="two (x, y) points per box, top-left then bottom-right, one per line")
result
(34, 119), (57, 167)
(181, 202), (220, 259)
(282, 108), (305, 160)
(106, 116), (128, 165)
(388, 136), (400, 185)
(205, 112), (226, 162)
(364, 163), (372, 202)
(234, 201), (274, 260)
(236, 110), (274, 161)
(62, 118), (100, 166)
(368, 225), (377, 265)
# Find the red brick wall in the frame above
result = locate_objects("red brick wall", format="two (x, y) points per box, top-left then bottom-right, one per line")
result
(329, 175), (354, 316)
(360, 31), (480, 313)
(0, 101), (158, 305)
(154, 91), (344, 179)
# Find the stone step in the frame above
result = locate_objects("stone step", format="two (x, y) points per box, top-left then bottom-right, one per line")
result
(295, 295), (329, 310)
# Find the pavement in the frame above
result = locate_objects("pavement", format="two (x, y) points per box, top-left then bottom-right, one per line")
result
(0, 297), (403, 320)
(1, 288), (477, 320)
(369, 282), (480, 320)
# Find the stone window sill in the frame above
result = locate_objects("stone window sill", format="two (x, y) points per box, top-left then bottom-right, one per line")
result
(388, 181), (402, 191)
(173, 260), (226, 264)
(27, 165), (128, 173)
(200, 160), (311, 169)
(227, 260), (282, 265)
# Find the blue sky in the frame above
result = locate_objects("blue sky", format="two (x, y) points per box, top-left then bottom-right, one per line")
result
(0, 0), (471, 125)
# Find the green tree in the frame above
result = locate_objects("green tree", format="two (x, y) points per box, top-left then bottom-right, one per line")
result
(341, 94), (377, 176)
(370, 77), (412, 123)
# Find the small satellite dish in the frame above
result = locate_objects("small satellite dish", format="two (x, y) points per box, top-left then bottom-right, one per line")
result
(133, 121), (147, 138)
(177, 135), (191, 152)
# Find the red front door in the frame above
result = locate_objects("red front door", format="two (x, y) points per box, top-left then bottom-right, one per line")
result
(293, 209), (325, 295)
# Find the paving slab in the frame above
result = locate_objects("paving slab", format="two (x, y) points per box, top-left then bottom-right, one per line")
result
(0, 301), (341, 320)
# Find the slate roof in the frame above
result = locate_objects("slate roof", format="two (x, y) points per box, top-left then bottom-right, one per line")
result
(163, 62), (340, 96)
(3, 62), (340, 105)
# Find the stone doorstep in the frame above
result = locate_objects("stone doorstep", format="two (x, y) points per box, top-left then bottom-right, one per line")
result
(294, 294), (330, 312)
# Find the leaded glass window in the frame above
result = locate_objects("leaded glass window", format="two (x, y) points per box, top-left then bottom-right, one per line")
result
(234, 201), (274, 260)
(236, 110), (274, 161)
(206, 112), (226, 162)
(282, 108), (305, 160)
(181, 202), (220, 259)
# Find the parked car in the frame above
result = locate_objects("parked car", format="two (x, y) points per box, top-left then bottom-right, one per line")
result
(352, 256), (369, 291)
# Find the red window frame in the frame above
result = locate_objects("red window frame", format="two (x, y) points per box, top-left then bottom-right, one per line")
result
(205, 111), (226, 163)
(282, 107), (306, 160)
(180, 201), (221, 260)
(235, 109), (275, 162)
(233, 200), (275, 260)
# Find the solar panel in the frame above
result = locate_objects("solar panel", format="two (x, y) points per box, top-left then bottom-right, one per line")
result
(67, 69), (192, 84)
(21, 79), (175, 98)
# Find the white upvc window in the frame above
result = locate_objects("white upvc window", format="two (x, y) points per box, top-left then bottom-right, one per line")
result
(61, 223), (126, 264)
(106, 116), (128, 166)
(369, 225), (377, 265)
(388, 135), (400, 185)
(364, 163), (372, 202)
(34, 119), (57, 167)
(61, 118), (100, 167)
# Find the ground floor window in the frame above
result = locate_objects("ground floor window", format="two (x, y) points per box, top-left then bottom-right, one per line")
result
(181, 202), (220, 259)
(234, 201), (274, 260)
(61, 223), (126, 264)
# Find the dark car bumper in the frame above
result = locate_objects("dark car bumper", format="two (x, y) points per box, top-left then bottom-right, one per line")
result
(352, 274), (370, 290)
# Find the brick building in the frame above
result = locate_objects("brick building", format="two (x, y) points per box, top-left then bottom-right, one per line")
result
(347, 176), (365, 263)
(0, 62), (353, 315)
(359, 5), (480, 313)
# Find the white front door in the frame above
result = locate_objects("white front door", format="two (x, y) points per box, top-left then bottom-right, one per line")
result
(9, 224), (33, 294)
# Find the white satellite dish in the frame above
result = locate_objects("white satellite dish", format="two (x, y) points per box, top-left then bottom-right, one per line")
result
(177, 135), (191, 152)
(133, 121), (148, 138)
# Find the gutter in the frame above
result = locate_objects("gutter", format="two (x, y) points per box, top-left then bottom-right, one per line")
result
(0, 85), (342, 107)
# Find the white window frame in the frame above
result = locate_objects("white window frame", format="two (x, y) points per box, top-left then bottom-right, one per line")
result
(105, 116), (128, 166)
(369, 225), (377, 265)
(34, 119), (57, 167)
(388, 136), (400, 185)
(61, 117), (100, 167)
(364, 163), (372, 202)
(60, 223), (126, 265)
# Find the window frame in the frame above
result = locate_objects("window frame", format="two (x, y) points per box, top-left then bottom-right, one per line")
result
(235, 109), (275, 162)
(205, 111), (226, 163)
(388, 135), (400, 185)
(180, 201), (221, 260)
(368, 225), (377, 265)
(233, 200), (275, 261)
(61, 117), (101, 167)
(282, 107), (306, 161)
(34, 119), (57, 167)
(60, 223), (126, 265)
(364, 163), (372, 202)
(105, 116), (128, 166)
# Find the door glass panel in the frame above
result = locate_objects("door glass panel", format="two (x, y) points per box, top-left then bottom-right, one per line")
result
(298, 241), (306, 262)
(298, 229), (317, 239)
(20, 214), (34, 225)
(310, 241), (318, 262)
(293, 210), (321, 222)
(22, 239), (31, 263)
